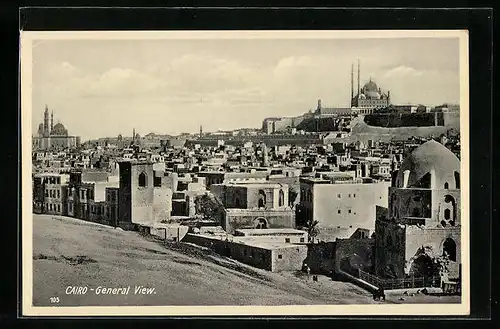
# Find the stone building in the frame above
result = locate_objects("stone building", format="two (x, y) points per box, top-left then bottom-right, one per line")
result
(118, 161), (173, 228)
(374, 140), (461, 279)
(211, 182), (295, 234)
(32, 105), (80, 151)
(350, 61), (391, 114)
(298, 174), (390, 240)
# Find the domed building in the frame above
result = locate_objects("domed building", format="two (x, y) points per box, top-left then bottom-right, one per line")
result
(350, 61), (391, 114)
(32, 105), (80, 151)
(374, 140), (461, 281)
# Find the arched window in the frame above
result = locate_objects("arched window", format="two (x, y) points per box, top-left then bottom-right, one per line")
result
(138, 172), (147, 187)
(443, 238), (457, 262)
(444, 182), (449, 189)
(258, 190), (266, 208)
(278, 189), (285, 207)
(454, 171), (460, 189)
(443, 194), (457, 223)
(255, 218), (268, 229)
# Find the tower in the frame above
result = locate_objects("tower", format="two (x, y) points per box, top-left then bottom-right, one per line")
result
(351, 63), (354, 102)
(357, 59), (361, 96)
(375, 140), (461, 279)
(50, 110), (54, 135)
(43, 105), (49, 137)
(199, 125), (203, 138)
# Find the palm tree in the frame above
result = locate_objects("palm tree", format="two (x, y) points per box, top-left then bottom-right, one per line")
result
(306, 219), (320, 243)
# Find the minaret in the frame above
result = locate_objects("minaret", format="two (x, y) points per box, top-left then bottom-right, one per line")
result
(357, 59), (361, 96)
(133, 128), (136, 142)
(351, 63), (354, 107)
(43, 105), (49, 137)
(199, 125), (203, 138)
(50, 111), (54, 135)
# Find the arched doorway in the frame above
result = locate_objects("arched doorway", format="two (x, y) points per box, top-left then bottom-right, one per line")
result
(409, 254), (435, 278)
(255, 217), (268, 229)
(442, 238), (457, 262)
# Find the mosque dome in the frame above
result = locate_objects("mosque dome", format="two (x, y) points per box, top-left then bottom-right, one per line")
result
(396, 140), (460, 189)
(365, 91), (381, 99)
(52, 123), (68, 136)
(363, 80), (379, 92)
(37, 123), (44, 136)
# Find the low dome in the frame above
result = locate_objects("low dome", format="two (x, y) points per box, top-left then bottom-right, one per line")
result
(52, 123), (68, 136)
(396, 140), (460, 189)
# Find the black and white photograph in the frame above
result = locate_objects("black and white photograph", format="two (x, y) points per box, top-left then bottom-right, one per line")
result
(21, 30), (469, 316)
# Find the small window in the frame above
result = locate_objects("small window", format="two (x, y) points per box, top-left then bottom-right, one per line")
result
(444, 182), (449, 189)
(138, 172), (147, 187)
(338, 209), (341, 214)
(300, 238), (305, 243)
(278, 254), (283, 259)
(444, 209), (451, 220)
(285, 238), (290, 243)
(337, 193), (341, 199)
(153, 176), (161, 187)
(348, 194), (351, 198)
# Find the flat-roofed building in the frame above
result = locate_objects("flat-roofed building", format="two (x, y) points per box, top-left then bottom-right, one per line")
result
(298, 175), (390, 240)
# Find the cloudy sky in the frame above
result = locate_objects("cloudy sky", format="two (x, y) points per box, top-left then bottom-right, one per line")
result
(31, 37), (460, 140)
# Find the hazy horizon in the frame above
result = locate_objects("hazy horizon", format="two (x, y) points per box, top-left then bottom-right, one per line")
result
(31, 37), (461, 141)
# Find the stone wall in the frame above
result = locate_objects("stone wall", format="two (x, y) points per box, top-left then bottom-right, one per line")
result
(335, 238), (374, 275)
(374, 219), (407, 278)
(271, 245), (308, 272)
(303, 242), (336, 275)
(312, 182), (390, 232)
(364, 113), (442, 127)
(404, 225), (461, 268)
(224, 209), (295, 234)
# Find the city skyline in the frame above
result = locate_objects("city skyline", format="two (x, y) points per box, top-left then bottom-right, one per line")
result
(32, 37), (460, 141)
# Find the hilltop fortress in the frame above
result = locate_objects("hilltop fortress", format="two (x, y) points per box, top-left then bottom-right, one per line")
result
(261, 61), (460, 135)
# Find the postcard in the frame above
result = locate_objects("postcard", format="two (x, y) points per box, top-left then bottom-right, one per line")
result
(21, 30), (469, 316)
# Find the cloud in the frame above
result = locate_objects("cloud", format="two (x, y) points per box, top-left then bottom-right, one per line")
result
(383, 65), (424, 79)
(33, 48), (460, 139)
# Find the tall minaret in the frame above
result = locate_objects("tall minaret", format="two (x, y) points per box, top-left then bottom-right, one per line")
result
(133, 128), (136, 141)
(50, 110), (54, 134)
(43, 105), (49, 137)
(357, 59), (361, 96)
(199, 125), (203, 138)
(351, 63), (354, 106)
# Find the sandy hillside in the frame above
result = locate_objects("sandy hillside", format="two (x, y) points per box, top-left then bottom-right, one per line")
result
(31, 214), (459, 307)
